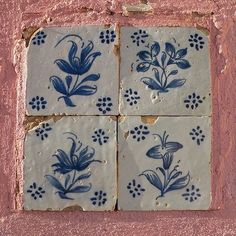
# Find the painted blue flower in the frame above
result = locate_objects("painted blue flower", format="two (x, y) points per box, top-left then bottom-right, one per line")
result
(140, 131), (190, 199)
(27, 182), (45, 200)
(96, 97), (113, 114)
(54, 40), (101, 76)
(189, 33), (205, 51)
(184, 92), (204, 109)
(90, 190), (107, 206)
(182, 185), (201, 202)
(131, 29), (148, 46)
(146, 131), (183, 160)
(45, 133), (101, 200)
(50, 137), (100, 174)
(124, 88), (140, 106)
(189, 126), (205, 145)
(130, 125), (150, 142)
(92, 129), (109, 145)
(32, 31), (47, 45)
(136, 41), (191, 93)
(35, 123), (52, 140)
(50, 36), (101, 107)
(127, 179), (145, 198)
(99, 30), (116, 44)
(29, 96), (47, 111)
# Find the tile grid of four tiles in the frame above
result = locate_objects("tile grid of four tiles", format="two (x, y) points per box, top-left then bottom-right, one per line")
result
(24, 26), (211, 211)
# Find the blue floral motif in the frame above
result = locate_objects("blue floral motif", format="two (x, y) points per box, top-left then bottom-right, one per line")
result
(127, 179), (145, 198)
(189, 126), (205, 145)
(27, 182), (45, 200)
(29, 96), (47, 111)
(140, 131), (190, 199)
(45, 132), (101, 200)
(35, 123), (52, 140)
(131, 29), (149, 46)
(124, 88), (141, 106)
(184, 92), (204, 109)
(99, 30), (116, 44)
(49, 34), (101, 107)
(136, 41), (191, 94)
(96, 97), (113, 114)
(189, 33), (205, 51)
(130, 125), (150, 142)
(92, 129), (109, 145)
(32, 31), (47, 45)
(90, 190), (107, 206)
(182, 185), (201, 202)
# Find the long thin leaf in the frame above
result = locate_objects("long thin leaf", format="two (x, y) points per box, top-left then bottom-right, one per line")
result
(69, 184), (92, 193)
(140, 170), (163, 191)
(166, 173), (190, 193)
(71, 85), (97, 96)
(45, 175), (65, 192)
(141, 77), (163, 90)
(50, 76), (68, 95)
(79, 74), (100, 85)
(59, 96), (76, 107)
(75, 171), (92, 182)
(166, 79), (186, 89)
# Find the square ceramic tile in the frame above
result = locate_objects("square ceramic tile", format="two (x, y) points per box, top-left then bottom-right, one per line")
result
(118, 116), (211, 210)
(26, 26), (119, 115)
(119, 27), (211, 115)
(24, 116), (117, 211)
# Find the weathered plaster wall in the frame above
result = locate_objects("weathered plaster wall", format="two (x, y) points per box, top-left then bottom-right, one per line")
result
(0, 0), (236, 235)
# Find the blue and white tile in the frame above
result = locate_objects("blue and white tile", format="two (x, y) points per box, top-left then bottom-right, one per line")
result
(24, 116), (117, 211)
(26, 26), (119, 115)
(118, 116), (211, 210)
(119, 27), (211, 115)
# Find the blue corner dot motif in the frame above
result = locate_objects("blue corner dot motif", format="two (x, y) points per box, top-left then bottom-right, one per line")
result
(127, 179), (145, 198)
(99, 30), (116, 44)
(92, 129), (109, 145)
(35, 123), (52, 141)
(29, 96), (47, 111)
(189, 33), (205, 51)
(90, 190), (107, 206)
(131, 29), (148, 46)
(130, 125), (150, 142)
(96, 97), (113, 114)
(32, 31), (47, 45)
(27, 182), (45, 200)
(184, 92), (204, 109)
(182, 185), (201, 202)
(124, 88), (141, 106)
(189, 126), (205, 145)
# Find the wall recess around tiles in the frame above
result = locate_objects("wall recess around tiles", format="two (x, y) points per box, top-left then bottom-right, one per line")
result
(24, 26), (211, 211)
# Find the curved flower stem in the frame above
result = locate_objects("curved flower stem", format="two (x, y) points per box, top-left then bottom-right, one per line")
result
(161, 66), (169, 89)
(70, 75), (80, 94)
(163, 168), (170, 194)
(67, 170), (77, 191)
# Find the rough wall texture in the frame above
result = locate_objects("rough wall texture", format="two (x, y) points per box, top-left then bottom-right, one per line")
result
(0, 0), (236, 235)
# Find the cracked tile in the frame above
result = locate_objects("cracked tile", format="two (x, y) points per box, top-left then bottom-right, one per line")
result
(26, 26), (119, 115)
(118, 116), (211, 210)
(24, 116), (117, 211)
(119, 27), (211, 115)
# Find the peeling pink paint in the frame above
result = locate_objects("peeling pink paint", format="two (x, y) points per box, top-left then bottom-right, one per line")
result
(0, 0), (236, 235)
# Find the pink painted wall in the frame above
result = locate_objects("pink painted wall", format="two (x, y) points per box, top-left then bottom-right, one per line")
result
(0, 0), (236, 235)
